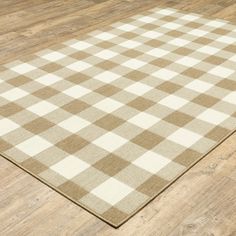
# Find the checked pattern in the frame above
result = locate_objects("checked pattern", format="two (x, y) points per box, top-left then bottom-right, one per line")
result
(0, 7), (236, 227)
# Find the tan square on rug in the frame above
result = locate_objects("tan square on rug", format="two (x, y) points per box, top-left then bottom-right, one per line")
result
(0, 7), (236, 227)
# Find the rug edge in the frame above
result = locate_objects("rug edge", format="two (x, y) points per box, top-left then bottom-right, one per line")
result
(116, 128), (236, 227)
(1, 128), (235, 228)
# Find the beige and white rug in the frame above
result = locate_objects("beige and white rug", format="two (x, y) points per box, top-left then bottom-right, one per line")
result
(0, 7), (236, 227)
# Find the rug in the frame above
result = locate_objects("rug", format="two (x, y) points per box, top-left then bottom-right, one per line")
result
(0, 7), (236, 227)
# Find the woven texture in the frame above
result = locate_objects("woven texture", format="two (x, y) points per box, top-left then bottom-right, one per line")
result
(0, 7), (236, 227)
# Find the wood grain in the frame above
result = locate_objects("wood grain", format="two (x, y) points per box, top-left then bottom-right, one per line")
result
(1, 0), (236, 65)
(0, 0), (236, 235)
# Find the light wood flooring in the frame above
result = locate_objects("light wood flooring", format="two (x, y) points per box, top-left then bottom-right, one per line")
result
(0, 0), (236, 235)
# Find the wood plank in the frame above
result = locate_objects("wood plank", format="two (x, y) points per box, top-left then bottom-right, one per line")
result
(1, 0), (236, 65)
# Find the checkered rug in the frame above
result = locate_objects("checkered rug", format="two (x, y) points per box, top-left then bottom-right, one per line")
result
(1, 7), (236, 227)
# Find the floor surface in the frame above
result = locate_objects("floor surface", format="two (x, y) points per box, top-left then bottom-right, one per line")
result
(0, 0), (236, 235)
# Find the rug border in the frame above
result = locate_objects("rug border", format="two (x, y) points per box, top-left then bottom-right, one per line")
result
(1, 129), (235, 228)
(1, 5), (236, 228)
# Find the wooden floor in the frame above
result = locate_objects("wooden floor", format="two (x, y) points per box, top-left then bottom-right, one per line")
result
(1, 0), (236, 66)
(0, 0), (236, 235)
